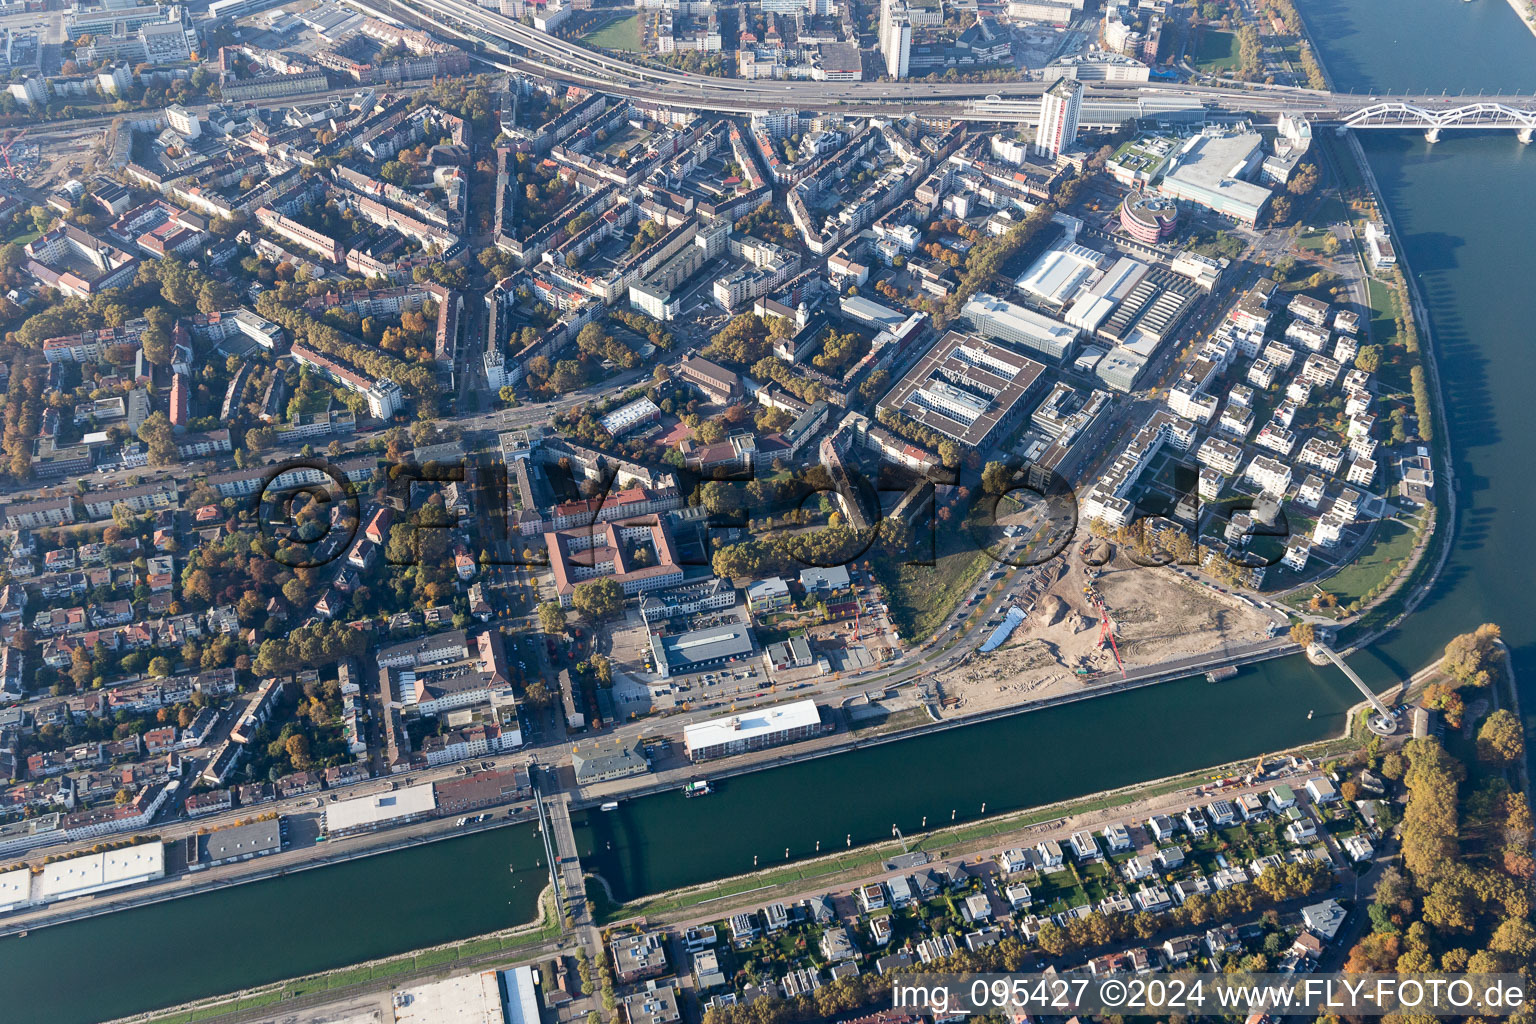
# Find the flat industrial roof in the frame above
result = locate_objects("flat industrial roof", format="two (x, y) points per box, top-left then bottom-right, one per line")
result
(1015, 243), (1102, 307)
(0, 866), (31, 909)
(841, 294), (908, 327)
(684, 698), (821, 750)
(207, 819), (282, 861)
(1162, 132), (1271, 210)
(654, 622), (755, 668)
(501, 965), (542, 1024)
(393, 970), (506, 1024)
(37, 843), (165, 901)
(324, 783), (436, 833)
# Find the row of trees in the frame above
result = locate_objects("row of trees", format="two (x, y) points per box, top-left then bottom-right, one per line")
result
(874, 405), (961, 468)
(711, 519), (907, 581)
(940, 196), (1061, 326)
(1256, 0), (1328, 88)
(1, 362), (43, 480)
(1410, 364), (1435, 443)
(254, 293), (437, 402)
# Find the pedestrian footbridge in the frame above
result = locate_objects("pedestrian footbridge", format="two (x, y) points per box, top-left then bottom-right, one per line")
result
(1311, 643), (1399, 735)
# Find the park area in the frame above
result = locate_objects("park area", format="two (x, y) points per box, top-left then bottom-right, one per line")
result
(872, 526), (991, 644)
(1289, 518), (1418, 612)
(1193, 29), (1241, 72)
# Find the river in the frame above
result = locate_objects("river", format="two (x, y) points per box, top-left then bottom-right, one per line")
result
(8, 2), (1536, 1020)
(1288, 3), (1536, 703)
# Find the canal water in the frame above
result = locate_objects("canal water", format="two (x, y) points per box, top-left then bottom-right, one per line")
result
(0, 826), (552, 1024)
(574, 661), (1354, 900)
(8, 2), (1536, 1020)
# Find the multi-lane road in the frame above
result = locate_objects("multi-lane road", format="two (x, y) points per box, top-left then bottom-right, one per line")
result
(376, 0), (1536, 120)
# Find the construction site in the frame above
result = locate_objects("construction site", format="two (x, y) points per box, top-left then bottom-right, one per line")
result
(0, 129), (36, 179)
(930, 545), (1281, 717)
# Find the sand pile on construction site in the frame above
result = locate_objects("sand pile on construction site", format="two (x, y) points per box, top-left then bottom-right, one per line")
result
(1039, 594), (1066, 627)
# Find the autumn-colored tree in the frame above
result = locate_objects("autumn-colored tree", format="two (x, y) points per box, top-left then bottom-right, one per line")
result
(538, 601), (566, 636)
(1476, 708), (1524, 766)
(1442, 623), (1501, 688)
(1344, 932), (1401, 973)
(285, 733), (311, 770)
(1399, 738), (1462, 882)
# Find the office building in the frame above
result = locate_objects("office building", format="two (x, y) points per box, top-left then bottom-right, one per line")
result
(878, 330), (1046, 450)
(683, 699), (825, 762)
(961, 292), (1078, 362)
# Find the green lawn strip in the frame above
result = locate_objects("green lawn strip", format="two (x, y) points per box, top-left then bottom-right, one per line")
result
(1337, 501), (1444, 647)
(1363, 277), (1410, 391)
(1295, 228), (1332, 252)
(1318, 131), (1367, 197)
(321, 964), (376, 990)
(1308, 195), (1349, 228)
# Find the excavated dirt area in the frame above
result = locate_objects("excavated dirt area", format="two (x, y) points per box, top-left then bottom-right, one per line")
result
(933, 552), (1277, 715)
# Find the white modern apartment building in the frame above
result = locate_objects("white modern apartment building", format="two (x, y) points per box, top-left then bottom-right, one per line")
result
(1034, 77), (1083, 158)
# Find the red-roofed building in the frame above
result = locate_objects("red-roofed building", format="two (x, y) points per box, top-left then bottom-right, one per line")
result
(549, 486), (680, 530)
(545, 517), (684, 607)
(365, 506), (394, 546)
(169, 372), (190, 428)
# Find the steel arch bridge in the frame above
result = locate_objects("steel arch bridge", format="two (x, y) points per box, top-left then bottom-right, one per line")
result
(1342, 101), (1536, 133)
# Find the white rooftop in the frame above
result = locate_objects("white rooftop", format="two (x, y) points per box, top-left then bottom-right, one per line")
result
(1014, 243), (1103, 306)
(684, 698), (821, 750)
(325, 782), (436, 834)
(1162, 132), (1271, 209)
(37, 842), (166, 901)
(964, 293), (1079, 350)
(599, 396), (661, 436)
(0, 866), (31, 910)
(393, 969), (506, 1024)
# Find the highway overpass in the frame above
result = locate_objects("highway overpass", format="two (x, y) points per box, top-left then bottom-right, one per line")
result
(377, 0), (1536, 124)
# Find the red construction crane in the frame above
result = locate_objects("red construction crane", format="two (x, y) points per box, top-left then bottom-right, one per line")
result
(1086, 590), (1126, 678)
(0, 129), (27, 180)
